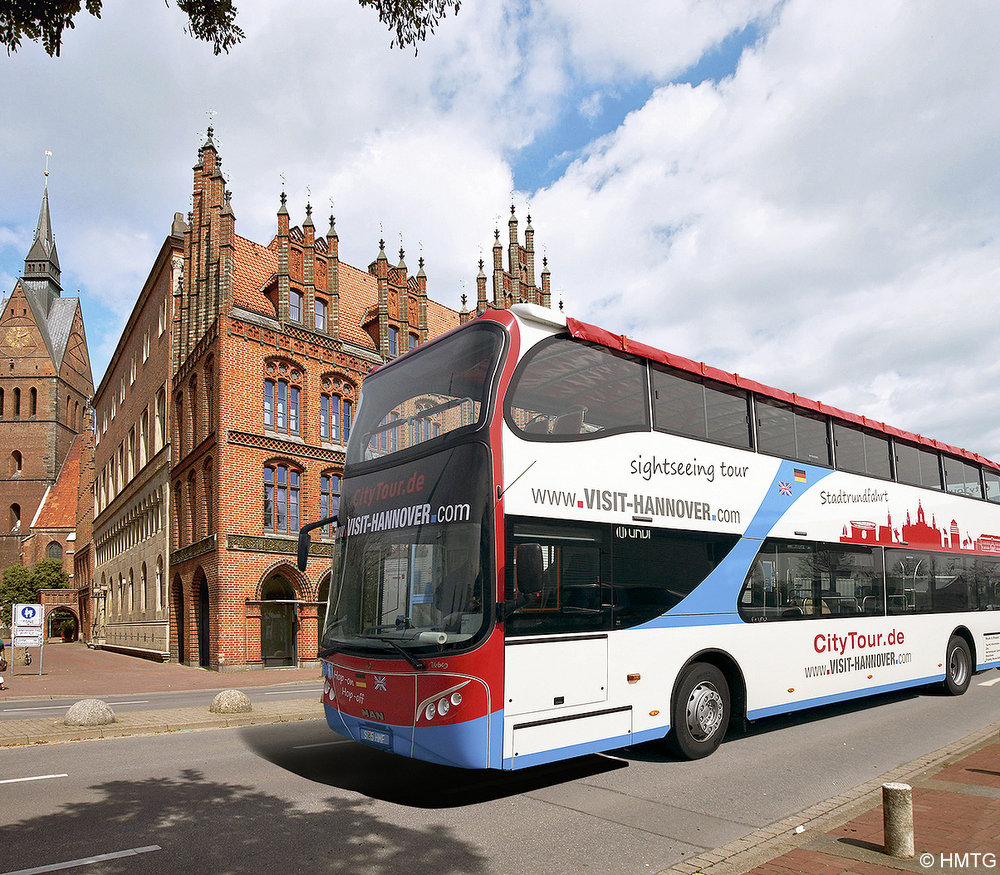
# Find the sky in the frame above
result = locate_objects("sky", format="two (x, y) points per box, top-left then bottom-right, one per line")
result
(2, 0), (1000, 459)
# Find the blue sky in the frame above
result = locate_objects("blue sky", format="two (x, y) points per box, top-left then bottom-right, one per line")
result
(3, 1), (1000, 461)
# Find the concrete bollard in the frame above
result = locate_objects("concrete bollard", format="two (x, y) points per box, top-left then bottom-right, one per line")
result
(882, 782), (914, 858)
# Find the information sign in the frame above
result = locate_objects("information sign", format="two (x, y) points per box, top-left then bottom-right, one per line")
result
(13, 603), (43, 627)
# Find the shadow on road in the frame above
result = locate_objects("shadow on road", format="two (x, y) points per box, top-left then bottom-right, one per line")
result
(242, 730), (628, 808)
(1, 769), (488, 875)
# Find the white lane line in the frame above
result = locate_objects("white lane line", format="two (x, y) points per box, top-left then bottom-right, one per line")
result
(0, 845), (160, 875)
(978, 677), (1000, 687)
(2, 701), (148, 714)
(292, 740), (352, 749)
(0, 774), (68, 785)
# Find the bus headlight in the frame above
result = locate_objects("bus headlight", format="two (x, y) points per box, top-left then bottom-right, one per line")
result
(437, 697), (450, 717)
(424, 702), (437, 721)
(451, 691), (463, 707)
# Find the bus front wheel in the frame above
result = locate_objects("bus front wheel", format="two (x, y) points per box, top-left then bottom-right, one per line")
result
(944, 635), (972, 696)
(668, 663), (730, 760)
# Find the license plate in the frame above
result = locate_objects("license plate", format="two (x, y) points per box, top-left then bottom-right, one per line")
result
(359, 724), (393, 750)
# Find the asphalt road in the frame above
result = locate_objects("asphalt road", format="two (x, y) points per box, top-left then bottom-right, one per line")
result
(1, 670), (997, 875)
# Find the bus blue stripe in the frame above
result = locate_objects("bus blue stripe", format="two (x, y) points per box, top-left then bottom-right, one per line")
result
(747, 673), (943, 720)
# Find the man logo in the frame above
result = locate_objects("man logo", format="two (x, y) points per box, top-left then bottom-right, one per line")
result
(362, 709), (385, 721)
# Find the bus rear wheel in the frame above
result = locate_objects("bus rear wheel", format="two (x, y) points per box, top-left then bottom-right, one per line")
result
(668, 663), (730, 760)
(944, 635), (972, 696)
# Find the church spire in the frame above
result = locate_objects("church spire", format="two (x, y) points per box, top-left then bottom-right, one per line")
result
(24, 186), (61, 291)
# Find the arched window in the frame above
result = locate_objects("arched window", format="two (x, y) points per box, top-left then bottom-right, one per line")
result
(320, 472), (341, 537)
(188, 471), (199, 541)
(319, 375), (355, 445)
(203, 459), (214, 534)
(155, 387), (167, 453)
(0, 387), (4, 418)
(204, 357), (215, 436)
(10, 451), (22, 476)
(263, 361), (302, 436)
(14, 387), (21, 418)
(47, 541), (62, 560)
(30, 387), (37, 417)
(141, 562), (148, 613)
(189, 377), (199, 446)
(264, 463), (300, 534)
(9, 503), (20, 533)
(314, 297), (328, 332)
(174, 391), (184, 456)
(155, 556), (164, 612)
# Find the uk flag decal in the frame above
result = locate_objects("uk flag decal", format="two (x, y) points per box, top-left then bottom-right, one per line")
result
(777, 481), (792, 497)
(374, 676), (387, 691)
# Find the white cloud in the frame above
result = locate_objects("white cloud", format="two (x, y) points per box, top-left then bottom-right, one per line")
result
(531, 0), (1000, 456)
(2, 0), (1000, 465)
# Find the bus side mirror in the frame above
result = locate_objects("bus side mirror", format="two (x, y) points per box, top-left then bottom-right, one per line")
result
(296, 517), (337, 571)
(516, 543), (543, 594)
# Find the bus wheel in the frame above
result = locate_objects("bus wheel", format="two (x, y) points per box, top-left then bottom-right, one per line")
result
(944, 635), (972, 696)
(668, 663), (730, 760)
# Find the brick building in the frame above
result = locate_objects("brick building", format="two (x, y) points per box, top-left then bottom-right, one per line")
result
(0, 183), (94, 575)
(84, 131), (554, 669)
(165, 130), (455, 670)
(90, 223), (182, 658)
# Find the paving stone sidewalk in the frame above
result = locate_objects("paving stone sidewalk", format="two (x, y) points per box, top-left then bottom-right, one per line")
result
(662, 718), (1000, 875)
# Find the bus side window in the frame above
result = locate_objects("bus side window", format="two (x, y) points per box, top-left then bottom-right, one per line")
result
(738, 540), (882, 622)
(505, 522), (607, 636)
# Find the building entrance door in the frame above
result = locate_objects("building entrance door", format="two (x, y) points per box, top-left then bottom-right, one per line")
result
(261, 576), (296, 667)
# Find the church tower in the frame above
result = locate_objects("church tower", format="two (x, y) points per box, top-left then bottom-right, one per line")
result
(0, 179), (94, 569)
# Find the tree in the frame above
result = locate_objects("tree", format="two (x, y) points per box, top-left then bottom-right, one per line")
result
(0, 0), (459, 57)
(0, 559), (70, 627)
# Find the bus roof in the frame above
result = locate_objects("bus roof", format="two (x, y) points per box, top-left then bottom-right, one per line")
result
(503, 310), (1000, 473)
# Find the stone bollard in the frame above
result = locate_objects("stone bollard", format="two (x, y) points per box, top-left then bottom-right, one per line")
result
(64, 699), (116, 726)
(882, 782), (914, 858)
(209, 689), (252, 714)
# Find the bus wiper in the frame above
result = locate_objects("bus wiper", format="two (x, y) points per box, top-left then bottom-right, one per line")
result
(372, 636), (427, 671)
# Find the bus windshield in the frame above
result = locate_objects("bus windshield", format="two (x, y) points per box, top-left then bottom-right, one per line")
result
(323, 444), (494, 657)
(347, 323), (506, 466)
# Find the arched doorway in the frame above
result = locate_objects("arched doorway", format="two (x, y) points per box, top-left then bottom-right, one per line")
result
(195, 570), (210, 669)
(47, 607), (78, 641)
(260, 573), (297, 667)
(171, 576), (185, 664)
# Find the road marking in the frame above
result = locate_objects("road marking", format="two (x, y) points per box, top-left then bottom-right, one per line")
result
(0, 845), (160, 875)
(978, 677), (1000, 687)
(292, 740), (352, 749)
(0, 774), (68, 785)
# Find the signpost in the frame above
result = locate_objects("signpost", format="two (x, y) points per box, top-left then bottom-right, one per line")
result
(11, 603), (44, 676)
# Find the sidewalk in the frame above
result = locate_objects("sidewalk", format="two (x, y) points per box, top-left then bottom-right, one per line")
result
(0, 640), (324, 746)
(664, 718), (1000, 875)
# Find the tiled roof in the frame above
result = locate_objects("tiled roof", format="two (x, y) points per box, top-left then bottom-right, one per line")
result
(230, 235), (278, 317)
(32, 435), (82, 530)
(228, 234), (459, 349)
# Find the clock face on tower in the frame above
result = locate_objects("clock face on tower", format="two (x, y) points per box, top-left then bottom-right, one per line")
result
(1, 326), (35, 355)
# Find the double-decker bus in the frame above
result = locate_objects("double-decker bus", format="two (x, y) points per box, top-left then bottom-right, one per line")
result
(297, 304), (1000, 769)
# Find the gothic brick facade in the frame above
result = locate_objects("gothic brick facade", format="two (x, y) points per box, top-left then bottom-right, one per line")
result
(0, 185), (93, 577)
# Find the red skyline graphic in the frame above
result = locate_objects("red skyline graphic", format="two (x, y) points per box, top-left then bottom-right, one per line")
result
(840, 501), (1000, 555)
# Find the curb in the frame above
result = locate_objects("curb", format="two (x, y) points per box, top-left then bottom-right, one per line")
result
(658, 716), (1000, 875)
(0, 698), (324, 747)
